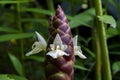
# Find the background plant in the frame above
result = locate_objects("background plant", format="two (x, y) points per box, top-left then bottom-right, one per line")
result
(0, 0), (120, 80)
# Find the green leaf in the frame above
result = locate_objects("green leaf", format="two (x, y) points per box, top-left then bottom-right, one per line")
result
(74, 65), (89, 71)
(8, 53), (24, 76)
(8, 74), (27, 80)
(25, 56), (44, 62)
(0, 75), (14, 80)
(0, 0), (32, 4)
(21, 8), (54, 16)
(0, 33), (34, 42)
(22, 18), (48, 23)
(109, 44), (120, 50)
(21, 8), (73, 20)
(106, 27), (118, 39)
(109, 0), (117, 9)
(98, 15), (117, 28)
(0, 74), (27, 80)
(0, 27), (19, 33)
(109, 51), (120, 55)
(69, 8), (95, 28)
(112, 61), (120, 74)
(117, 19), (120, 34)
(22, 18), (49, 27)
(82, 46), (95, 58)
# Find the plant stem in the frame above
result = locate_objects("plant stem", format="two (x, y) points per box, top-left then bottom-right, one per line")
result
(46, 0), (54, 12)
(17, 0), (25, 76)
(92, 19), (101, 80)
(94, 0), (112, 80)
(104, 0), (108, 14)
(89, 1), (102, 79)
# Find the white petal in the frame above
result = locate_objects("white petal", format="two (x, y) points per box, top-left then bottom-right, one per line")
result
(74, 46), (87, 59)
(75, 51), (87, 59)
(50, 44), (55, 50)
(35, 31), (47, 50)
(57, 50), (69, 56)
(26, 49), (42, 56)
(53, 34), (63, 46)
(73, 35), (78, 46)
(32, 42), (40, 49)
(46, 50), (69, 59)
(53, 34), (67, 51)
(46, 51), (57, 58)
(73, 36), (87, 59)
(26, 42), (42, 56)
(46, 34), (69, 58)
(61, 45), (67, 51)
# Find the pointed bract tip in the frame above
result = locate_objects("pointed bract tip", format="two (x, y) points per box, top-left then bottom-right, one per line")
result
(57, 5), (61, 9)
(56, 5), (63, 12)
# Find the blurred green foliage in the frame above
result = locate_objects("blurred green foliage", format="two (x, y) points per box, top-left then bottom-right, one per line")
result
(0, 0), (120, 80)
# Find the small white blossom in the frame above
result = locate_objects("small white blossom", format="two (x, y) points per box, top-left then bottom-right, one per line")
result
(81, 4), (88, 9)
(73, 35), (87, 59)
(46, 34), (69, 59)
(26, 32), (47, 56)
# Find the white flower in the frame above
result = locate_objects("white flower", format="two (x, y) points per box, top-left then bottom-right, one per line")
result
(26, 31), (47, 56)
(73, 35), (87, 59)
(46, 34), (69, 59)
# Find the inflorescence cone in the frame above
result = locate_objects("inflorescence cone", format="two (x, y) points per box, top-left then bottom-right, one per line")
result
(26, 5), (86, 80)
(45, 5), (74, 80)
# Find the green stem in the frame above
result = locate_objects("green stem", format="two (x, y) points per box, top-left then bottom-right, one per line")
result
(89, 1), (102, 79)
(104, 0), (108, 14)
(89, 0), (94, 8)
(46, 0), (54, 12)
(92, 19), (101, 80)
(94, 0), (112, 80)
(17, 1), (25, 76)
(17, 2), (22, 32)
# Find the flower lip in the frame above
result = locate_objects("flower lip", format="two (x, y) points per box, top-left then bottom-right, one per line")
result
(26, 41), (42, 56)
(74, 46), (87, 59)
(46, 34), (69, 59)
(46, 45), (69, 59)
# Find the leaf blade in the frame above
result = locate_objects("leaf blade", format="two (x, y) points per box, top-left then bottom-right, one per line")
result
(0, 27), (19, 33)
(8, 74), (27, 80)
(0, 33), (34, 42)
(21, 8), (54, 16)
(98, 15), (117, 28)
(8, 53), (24, 76)
(112, 61), (120, 74)
(69, 8), (95, 28)
(0, 75), (14, 80)
(25, 56), (44, 62)
(0, 74), (27, 80)
(74, 65), (89, 71)
(0, 0), (32, 4)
